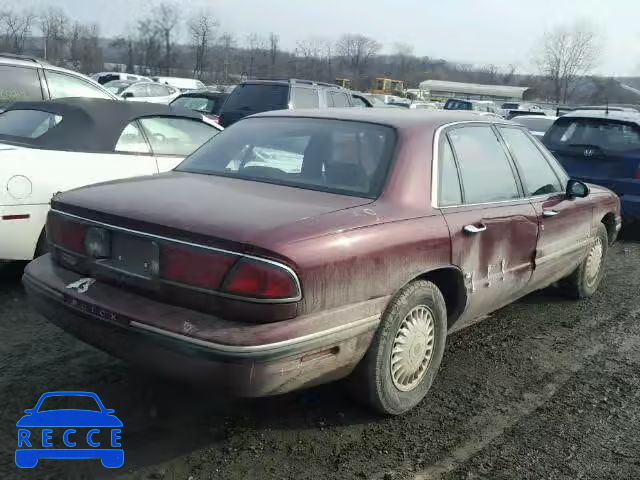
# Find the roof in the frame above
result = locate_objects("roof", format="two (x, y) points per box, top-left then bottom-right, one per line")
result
(250, 108), (511, 130)
(0, 97), (206, 153)
(561, 109), (640, 123)
(419, 80), (529, 99)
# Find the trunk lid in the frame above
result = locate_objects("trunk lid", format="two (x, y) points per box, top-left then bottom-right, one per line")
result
(54, 171), (374, 250)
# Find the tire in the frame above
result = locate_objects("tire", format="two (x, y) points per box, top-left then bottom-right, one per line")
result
(561, 223), (609, 299)
(348, 280), (447, 415)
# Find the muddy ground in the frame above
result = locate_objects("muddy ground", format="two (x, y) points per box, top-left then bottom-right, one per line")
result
(1, 239), (639, 480)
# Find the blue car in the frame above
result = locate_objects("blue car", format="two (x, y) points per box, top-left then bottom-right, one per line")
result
(15, 391), (123, 468)
(543, 110), (640, 225)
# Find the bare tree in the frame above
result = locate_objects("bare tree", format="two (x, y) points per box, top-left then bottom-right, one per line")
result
(268, 32), (279, 76)
(39, 7), (69, 63)
(137, 18), (162, 74)
(111, 33), (137, 74)
(188, 9), (218, 78)
(1, 9), (35, 54)
(295, 36), (333, 81)
(335, 34), (382, 84)
(535, 22), (600, 103)
(154, 2), (180, 75)
(68, 22), (103, 73)
(245, 33), (266, 78)
(215, 32), (235, 82)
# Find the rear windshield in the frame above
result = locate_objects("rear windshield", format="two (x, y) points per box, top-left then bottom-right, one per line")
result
(0, 109), (63, 138)
(512, 116), (556, 132)
(177, 117), (396, 198)
(222, 84), (288, 113)
(545, 118), (640, 153)
(172, 95), (225, 114)
(444, 99), (471, 110)
(502, 103), (519, 110)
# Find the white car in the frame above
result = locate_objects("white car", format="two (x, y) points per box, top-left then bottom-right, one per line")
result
(511, 115), (558, 139)
(91, 72), (153, 85)
(105, 80), (180, 104)
(152, 76), (206, 92)
(0, 98), (222, 262)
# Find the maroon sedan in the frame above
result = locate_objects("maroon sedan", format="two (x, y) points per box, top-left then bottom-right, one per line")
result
(23, 109), (621, 415)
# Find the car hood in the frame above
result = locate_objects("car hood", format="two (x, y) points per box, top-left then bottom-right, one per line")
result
(16, 410), (123, 427)
(53, 171), (374, 250)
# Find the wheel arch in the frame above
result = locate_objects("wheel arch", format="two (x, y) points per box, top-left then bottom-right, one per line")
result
(600, 212), (617, 246)
(400, 266), (468, 329)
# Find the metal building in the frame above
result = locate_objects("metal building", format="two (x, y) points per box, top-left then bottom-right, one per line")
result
(418, 79), (529, 103)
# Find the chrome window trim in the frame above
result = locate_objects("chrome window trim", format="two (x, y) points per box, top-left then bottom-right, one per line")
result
(431, 121), (566, 209)
(50, 209), (303, 303)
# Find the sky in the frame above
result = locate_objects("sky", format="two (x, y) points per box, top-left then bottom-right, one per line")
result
(13, 0), (640, 76)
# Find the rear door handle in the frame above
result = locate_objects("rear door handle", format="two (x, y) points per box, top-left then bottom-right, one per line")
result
(543, 210), (559, 217)
(463, 224), (487, 234)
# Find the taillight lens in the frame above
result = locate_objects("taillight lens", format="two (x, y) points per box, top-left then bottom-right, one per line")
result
(48, 214), (86, 253)
(634, 165), (640, 180)
(223, 259), (298, 300)
(160, 244), (236, 290)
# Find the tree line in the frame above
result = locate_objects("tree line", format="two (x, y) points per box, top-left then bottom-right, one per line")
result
(1, 4), (615, 104)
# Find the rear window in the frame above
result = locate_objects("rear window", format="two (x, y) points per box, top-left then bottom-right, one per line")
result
(512, 116), (556, 132)
(502, 103), (519, 110)
(222, 84), (288, 113)
(444, 99), (471, 110)
(545, 118), (640, 153)
(0, 110), (63, 138)
(172, 95), (225, 114)
(177, 117), (396, 198)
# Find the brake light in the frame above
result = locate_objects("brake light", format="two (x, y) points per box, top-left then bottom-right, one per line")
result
(223, 259), (298, 300)
(160, 244), (236, 290)
(634, 165), (640, 180)
(47, 214), (86, 253)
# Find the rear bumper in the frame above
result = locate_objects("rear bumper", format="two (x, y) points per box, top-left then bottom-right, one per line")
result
(23, 256), (381, 397)
(0, 204), (48, 261)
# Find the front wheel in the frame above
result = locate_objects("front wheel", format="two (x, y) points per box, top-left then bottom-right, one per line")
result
(349, 280), (447, 415)
(561, 223), (609, 299)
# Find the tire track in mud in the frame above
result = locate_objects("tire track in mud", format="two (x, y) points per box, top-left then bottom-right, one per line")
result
(411, 294), (640, 477)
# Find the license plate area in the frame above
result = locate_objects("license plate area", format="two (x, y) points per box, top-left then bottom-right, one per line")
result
(99, 233), (159, 280)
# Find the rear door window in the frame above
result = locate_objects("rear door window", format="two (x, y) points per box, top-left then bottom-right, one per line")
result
(222, 84), (289, 113)
(139, 117), (218, 156)
(46, 70), (112, 99)
(0, 65), (43, 102)
(291, 87), (319, 108)
(0, 110), (62, 139)
(498, 127), (563, 196)
(448, 125), (520, 204)
(328, 91), (350, 108)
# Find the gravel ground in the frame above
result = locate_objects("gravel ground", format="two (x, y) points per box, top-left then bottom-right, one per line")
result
(1, 239), (639, 480)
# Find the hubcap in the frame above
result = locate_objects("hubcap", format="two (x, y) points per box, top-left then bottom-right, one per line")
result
(390, 305), (435, 392)
(585, 237), (604, 286)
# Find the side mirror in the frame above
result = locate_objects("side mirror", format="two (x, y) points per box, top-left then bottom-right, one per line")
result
(122, 92), (134, 99)
(566, 179), (589, 199)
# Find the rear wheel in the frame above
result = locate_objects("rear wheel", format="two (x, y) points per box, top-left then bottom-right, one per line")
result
(561, 223), (608, 299)
(349, 280), (447, 415)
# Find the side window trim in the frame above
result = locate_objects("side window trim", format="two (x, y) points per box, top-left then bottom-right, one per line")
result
(495, 125), (565, 197)
(438, 134), (464, 206)
(489, 124), (527, 198)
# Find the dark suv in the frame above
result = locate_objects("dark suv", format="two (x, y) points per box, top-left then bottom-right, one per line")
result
(218, 79), (354, 127)
(542, 109), (640, 224)
(0, 53), (116, 106)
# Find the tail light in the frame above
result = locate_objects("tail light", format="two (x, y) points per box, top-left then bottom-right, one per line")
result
(202, 114), (221, 127)
(222, 259), (299, 300)
(47, 214), (87, 253)
(634, 165), (640, 179)
(160, 244), (236, 290)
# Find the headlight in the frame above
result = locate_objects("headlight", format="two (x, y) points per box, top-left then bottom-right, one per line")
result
(85, 227), (111, 259)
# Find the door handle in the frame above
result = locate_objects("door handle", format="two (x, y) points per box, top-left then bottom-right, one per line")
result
(543, 210), (560, 217)
(463, 224), (487, 234)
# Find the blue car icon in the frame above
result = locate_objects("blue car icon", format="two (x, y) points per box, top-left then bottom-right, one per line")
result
(16, 391), (123, 468)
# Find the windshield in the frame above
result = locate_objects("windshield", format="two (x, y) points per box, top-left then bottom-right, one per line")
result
(178, 117), (396, 198)
(512, 116), (556, 132)
(444, 99), (472, 110)
(545, 118), (640, 153)
(502, 103), (519, 110)
(37, 395), (101, 412)
(221, 84), (288, 112)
